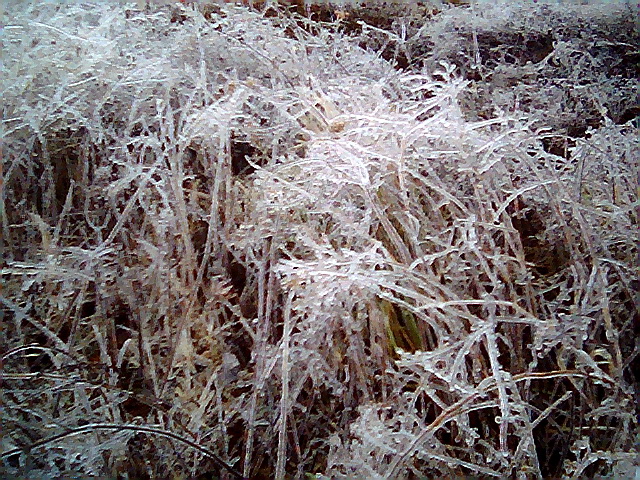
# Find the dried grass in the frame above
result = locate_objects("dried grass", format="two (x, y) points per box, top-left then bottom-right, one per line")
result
(1, 1), (638, 479)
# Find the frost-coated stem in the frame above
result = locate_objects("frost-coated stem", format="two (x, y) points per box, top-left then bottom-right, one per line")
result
(275, 291), (295, 479)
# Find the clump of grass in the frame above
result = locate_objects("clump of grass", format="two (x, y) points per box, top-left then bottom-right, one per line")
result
(2, 1), (638, 479)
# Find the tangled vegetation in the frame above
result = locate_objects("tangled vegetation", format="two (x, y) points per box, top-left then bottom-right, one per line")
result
(1, 1), (638, 478)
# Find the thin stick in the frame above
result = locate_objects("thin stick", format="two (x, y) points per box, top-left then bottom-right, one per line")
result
(1, 423), (249, 480)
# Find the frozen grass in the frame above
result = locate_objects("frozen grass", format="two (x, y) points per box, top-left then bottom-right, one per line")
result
(1, 1), (638, 479)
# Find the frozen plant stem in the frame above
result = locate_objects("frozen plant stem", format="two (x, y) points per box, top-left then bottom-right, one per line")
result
(1, 424), (248, 480)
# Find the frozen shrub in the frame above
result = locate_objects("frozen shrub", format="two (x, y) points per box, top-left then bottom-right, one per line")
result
(1, 1), (637, 479)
